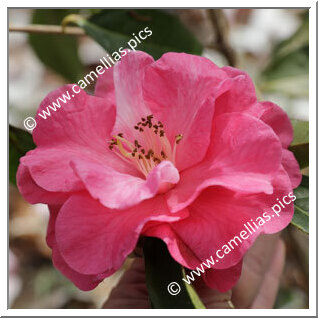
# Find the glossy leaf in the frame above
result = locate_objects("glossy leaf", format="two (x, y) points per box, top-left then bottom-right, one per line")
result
(291, 175), (309, 234)
(143, 237), (205, 309)
(289, 120), (309, 169)
(9, 125), (35, 186)
(260, 12), (309, 97)
(291, 119), (309, 146)
(29, 9), (83, 82)
(67, 9), (203, 60)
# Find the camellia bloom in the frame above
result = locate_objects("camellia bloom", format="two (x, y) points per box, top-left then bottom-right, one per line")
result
(17, 51), (301, 292)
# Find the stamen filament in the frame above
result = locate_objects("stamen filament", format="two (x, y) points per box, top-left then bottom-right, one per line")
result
(107, 116), (183, 178)
(115, 138), (133, 159)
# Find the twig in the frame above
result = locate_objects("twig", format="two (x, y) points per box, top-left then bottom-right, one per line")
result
(128, 10), (152, 22)
(9, 24), (85, 36)
(207, 9), (236, 67)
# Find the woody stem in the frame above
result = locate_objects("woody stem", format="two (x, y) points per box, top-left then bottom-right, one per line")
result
(9, 24), (85, 35)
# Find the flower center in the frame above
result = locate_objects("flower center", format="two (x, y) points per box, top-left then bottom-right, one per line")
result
(108, 114), (183, 177)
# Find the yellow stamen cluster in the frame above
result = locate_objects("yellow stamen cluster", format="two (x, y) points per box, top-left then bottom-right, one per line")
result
(108, 115), (183, 177)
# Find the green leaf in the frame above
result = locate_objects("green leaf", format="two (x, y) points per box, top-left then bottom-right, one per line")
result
(289, 120), (309, 169)
(274, 287), (307, 309)
(289, 143), (309, 170)
(291, 119), (309, 146)
(259, 12), (309, 97)
(294, 175), (309, 211)
(143, 237), (205, 309)
(291, 175), (309, 234)
(67, 9), (202, 60)
(9, 125), (36, 186)
(29, 9), (83, 82)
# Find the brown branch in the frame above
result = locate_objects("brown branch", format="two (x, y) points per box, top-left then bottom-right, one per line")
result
(208, 9), (236, 67)
(128, 10), (152, 22)
(9, 24), (85, 36)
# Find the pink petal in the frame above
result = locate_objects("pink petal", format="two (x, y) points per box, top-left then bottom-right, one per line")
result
(203, 260), (243, 292)
(259, 167), (295, 234)
(167, 113), (282, 212)
(258, 101), (294, 148)
(143, 52), (229, 171)
(149, 188), (259, 270)
(94, 67), (114, 99)
(215, 69), (295, 149)
(21, 148), (84, 193)
(46, 205), (112, 290)
(21, 85), (136, 193)
(214, 68), (295, 150)
(142, 223), (200, 269)
(214, 66), (257, 117)
(52, 242), (109, 291)
(147, 167), (293, 271)
(33, 84), (115, 148)
(55, 194), (187, 275)
(71, 159), (179, 210)
(144, 221), (244, 292)
(282, 149), (302, 188)
(46, 204), (112, 290)
(16, 164), (68, 205)
(111, 51), (154, 141)
(46, 205), (60, 248)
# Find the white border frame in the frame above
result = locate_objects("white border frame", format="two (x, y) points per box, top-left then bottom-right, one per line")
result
(4, 0), (316, 316)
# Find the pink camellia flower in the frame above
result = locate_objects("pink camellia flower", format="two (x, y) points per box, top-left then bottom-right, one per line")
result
(17, 51), (301, 292)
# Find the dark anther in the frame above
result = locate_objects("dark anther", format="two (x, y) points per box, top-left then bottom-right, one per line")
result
(134, 126), (139, 130)
(118, 133), (123, 138)
(142, 118), (146, 121)
(176, 134), (183, 144)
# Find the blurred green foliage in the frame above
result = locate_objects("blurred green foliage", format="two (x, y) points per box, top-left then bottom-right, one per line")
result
(10, 8), (310, 309)
(292, 175), (309, 234)
(9, 125), (35, 186)
(291, 119), (309, 146)
(289, 119), (309, 234)
(289, 120), (309, 169)
(144, 237), (205, 309)
(260, 12), (309, 97)
(70, 9), (203, 60)
(275, 287), (307, 308)
(29, 9), (84, 82)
